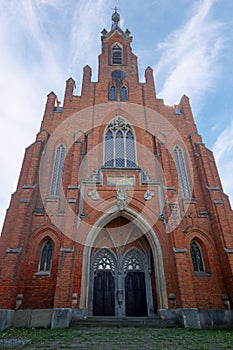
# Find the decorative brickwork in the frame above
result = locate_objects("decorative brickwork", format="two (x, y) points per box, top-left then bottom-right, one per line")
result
(0, 10), (233, 324)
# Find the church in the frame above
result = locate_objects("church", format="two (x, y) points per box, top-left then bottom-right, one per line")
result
(0, 9), (233, 329)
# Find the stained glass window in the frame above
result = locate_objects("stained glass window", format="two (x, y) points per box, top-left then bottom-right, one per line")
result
(104, 117), (136, 168)
(109, 86), (116, 100)
(50, 144), (65, 196)
(174, 145), (191, 199)
(121, 86), (128, 101)
(105, 130), (114, 167)
(191, 241), (204, 272)
(39, 240), (53, 272)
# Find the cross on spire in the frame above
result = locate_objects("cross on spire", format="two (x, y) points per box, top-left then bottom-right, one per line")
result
(112, 6), (120, 25)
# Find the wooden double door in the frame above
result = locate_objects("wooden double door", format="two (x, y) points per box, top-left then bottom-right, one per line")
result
(93, 267), (147, 317)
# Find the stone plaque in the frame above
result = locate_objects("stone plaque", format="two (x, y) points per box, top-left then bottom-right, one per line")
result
(107, 175), (135, 187)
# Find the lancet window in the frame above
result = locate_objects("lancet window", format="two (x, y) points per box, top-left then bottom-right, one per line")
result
(174, 145), (191, 199)
(39, 240), (53, 272)
(50, 144), (65, 196)
(112, 44), (123, 65)
(190, 241), (204, 272)
(104, 116), (136, 168)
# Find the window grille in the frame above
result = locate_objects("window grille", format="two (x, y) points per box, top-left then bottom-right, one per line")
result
(50, 144), (65, 196)
(174, 145), (191, 199)
(190, 241), (204, 272)
(39, 240), (53, 272)
(109, 86), (116, 100)
(104, 116), (136, 168)
(123, 251), (144, 273)
(93, 249), (116, 274)
(112, 44), (123, 65)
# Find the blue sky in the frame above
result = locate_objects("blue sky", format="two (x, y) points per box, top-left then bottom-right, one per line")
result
(0, 0), (233, 231)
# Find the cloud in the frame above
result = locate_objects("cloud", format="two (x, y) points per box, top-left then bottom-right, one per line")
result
(155, 0), (223, 106)
(69, 0), (110, 85)
(0, 1), (115, 231)
(0, 0), (66, 231)
(212, 121), (233, 205)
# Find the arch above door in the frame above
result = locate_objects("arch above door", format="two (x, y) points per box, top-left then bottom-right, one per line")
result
(80, 207), (168, 315)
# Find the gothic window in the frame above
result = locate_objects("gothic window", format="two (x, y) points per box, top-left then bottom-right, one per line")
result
(104, 116), (136, 168)
(112, 44), (123, 65)
(39, 240), (53, 272)
(109, 86), (116, 100)
(123, 249), (144, 274)
(50, 144), (65, 196)
(121, 86), (128, 101)
(190, 241), (204, 272)
(93, 249), (116, 274)
(174, 145), (191, 199)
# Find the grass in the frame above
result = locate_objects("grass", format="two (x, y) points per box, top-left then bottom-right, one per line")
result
(0, 326), (233, 349)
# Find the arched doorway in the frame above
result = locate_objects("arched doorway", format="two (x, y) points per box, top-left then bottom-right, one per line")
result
(92, 249), (116, 316)
(123, 248), (147, 316)
(88, 217), (155, 317)
(80, 208), (168, 317)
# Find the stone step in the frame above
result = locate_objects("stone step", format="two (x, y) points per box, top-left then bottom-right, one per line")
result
(70, 316), (180, 328)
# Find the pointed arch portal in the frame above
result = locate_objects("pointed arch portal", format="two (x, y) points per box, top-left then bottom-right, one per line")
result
(80, 208), (168, 317)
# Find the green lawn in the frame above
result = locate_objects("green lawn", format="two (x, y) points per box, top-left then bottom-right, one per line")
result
(0, 326), (233, 349)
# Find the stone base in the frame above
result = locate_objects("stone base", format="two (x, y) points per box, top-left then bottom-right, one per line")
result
(158, 309), (233, 329)
(0, 308), (232, 329)
(51, 308), (72, 329)
(0, 310), (14, 330)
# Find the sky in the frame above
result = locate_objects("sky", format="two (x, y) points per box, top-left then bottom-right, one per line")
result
(0, 0), (233, 231)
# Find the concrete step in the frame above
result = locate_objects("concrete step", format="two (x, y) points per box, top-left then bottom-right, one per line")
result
(70, 316), (180, 328)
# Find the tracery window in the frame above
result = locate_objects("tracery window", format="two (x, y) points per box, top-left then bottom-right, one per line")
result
(93, 249), (116, 274)
(39, 240), (53, 272)
(112, 44), (123, 65)
(104, 116), (136, 168)
(50, 144), (65, 196)
(174, 145), (191, 199)
(190, 241), (204, 272)
(123, 249), (144, 274)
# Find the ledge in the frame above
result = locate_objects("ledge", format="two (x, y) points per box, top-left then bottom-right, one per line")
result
(6, 247), (22, 254)
(164, 186), (176, 191)
(173, 247), (187, 254)
(67, 199), (77, 203)
(101, 166), (141, 172)
(33, 271), (51, 277)
(206, 186), (221, 191)
(60, 247), (74, 253)
(20, 199), (30, 203)
(214, 200), (224, 205)
(199, 210), (209, 216)
(22, 185), (36, 189)
(224, 248), (233, 254)
(194, 271), (212, 278)
(67, 185), (80, 190)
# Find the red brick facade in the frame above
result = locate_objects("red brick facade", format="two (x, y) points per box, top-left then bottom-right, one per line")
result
(1, 12), (233, 321)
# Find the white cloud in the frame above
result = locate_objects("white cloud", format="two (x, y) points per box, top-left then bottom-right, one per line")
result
(155, 0), (223, 106)
(213, 121), (233, 206)
(0, 1), (115, 231)
(69, 0), (109, 85)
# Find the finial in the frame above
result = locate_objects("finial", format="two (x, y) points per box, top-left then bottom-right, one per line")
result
(112, 6), (120, 25)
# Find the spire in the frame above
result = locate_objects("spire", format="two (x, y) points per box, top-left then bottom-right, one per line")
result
(101, 8), (132, 42)
(112, 6), (120, 28)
